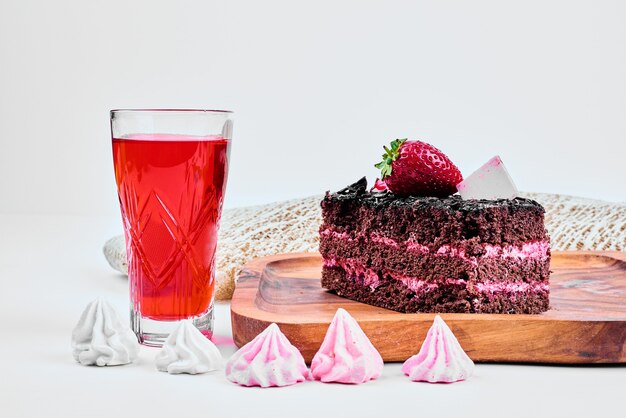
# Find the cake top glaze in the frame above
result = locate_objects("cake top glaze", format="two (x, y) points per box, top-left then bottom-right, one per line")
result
(327, 177), (544, 213)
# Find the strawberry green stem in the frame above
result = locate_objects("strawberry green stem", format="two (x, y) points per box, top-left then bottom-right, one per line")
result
(374, 138), (407, 179)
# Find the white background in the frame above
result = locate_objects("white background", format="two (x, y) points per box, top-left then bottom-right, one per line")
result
(1, 0), (625, 216)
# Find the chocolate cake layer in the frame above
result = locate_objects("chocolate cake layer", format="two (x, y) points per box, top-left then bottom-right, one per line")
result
(322, 266), (550, 314)
(319, 232), (550, 282)
(322, 177), (548, 247)
(319, 178), (551, 314)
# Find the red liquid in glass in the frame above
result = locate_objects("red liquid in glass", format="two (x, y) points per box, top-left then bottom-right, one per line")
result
(112, 134), (230, 320)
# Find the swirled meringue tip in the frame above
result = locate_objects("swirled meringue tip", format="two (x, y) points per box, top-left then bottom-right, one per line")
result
(402, 315), (475, 383)
(156, 320), (224, 375)
(71, 298), (139, 366)
(310, 308), (383, 384)
(225, 323), (308, 388)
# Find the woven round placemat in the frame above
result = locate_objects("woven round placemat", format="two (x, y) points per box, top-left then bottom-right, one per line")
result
(104, 192), (625, 301)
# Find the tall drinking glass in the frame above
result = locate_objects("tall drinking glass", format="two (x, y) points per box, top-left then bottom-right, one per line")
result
(110, 109), (233, 346)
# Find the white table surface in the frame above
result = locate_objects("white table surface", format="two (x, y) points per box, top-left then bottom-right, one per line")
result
(1, 213), (624, 418)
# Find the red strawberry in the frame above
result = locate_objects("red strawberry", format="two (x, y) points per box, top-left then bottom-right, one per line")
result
(374, 138), (463, 197)
(371, 178), (388, 192)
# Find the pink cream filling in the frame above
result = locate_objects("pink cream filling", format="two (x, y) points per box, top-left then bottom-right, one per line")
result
(320, 228), (549, 263)
(324, 257), (549, 294)
(324, 257), (382, 290)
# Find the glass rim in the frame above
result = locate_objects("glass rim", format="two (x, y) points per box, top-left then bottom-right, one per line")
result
(110, 108), (233, 114)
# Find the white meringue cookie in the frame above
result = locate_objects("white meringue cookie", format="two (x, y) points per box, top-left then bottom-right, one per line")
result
(155, 320), (224, 374)
(402, 315), (474, 383)
(71, 298), (139, 366)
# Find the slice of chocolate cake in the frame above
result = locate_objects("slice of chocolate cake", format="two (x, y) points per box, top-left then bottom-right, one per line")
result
(319, 178), (550, 314)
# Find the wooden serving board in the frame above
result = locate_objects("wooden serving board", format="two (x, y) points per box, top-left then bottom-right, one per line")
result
(231, 251), (626, 364)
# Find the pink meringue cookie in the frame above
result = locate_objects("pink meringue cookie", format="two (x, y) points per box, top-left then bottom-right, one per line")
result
(402, 315), (475, 383)
(225, 323), (308, 388)
(310, 308), (383, 384)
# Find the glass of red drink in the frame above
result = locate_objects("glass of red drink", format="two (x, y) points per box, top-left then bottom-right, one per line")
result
(110, 109), (233, 346)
